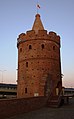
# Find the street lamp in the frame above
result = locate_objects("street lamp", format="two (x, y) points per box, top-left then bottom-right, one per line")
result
(0, 70), (7, 83)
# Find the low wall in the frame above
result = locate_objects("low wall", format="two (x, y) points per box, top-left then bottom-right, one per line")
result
(0, 96), (47, 119)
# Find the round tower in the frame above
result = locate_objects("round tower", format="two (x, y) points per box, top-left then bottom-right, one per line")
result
(17, 14), (62, 98)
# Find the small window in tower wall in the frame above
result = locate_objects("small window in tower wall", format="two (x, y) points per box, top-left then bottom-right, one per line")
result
(41, 44), (44, 49)
(20, 48), (22, 52)
(29, 45), (32, 49)
(25, 88), (27, 93)
(53, 46), (55, 50)
(26, 62), (28, 67)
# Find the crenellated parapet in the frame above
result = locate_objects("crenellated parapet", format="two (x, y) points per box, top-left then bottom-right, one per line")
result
(48, 31), (60, 47)
(17, 30), (60, 48)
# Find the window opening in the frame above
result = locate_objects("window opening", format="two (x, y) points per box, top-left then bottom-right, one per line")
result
(25, 88), (27, 93)
(20, 48), (22, 52)
(41, 44), (44, 49)
(53, 46), (55, 50)
(26, 62), (28, 67)
(29, 45), (32, 49)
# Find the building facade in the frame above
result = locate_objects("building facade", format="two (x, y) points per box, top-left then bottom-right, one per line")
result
(17, 14), (62, 98)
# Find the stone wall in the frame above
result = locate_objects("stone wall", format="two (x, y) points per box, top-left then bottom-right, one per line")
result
(0, 96), (47, 119)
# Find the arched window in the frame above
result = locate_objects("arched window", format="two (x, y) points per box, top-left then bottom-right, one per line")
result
(41, 44), (44, 49)
(29, 45), (32, 49)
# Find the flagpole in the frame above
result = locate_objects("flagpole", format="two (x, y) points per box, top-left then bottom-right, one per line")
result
(37, 0), (38, 14)
(36, 0), (40, 14)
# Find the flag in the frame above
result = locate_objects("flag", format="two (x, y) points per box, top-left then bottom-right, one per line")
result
(37, 4), (40, 9)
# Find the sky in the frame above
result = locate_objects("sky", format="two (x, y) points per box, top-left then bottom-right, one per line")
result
(0, 0), (74, 87)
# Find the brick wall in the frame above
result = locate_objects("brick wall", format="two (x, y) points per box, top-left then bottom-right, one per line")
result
(0, 96), (47, 119)
(17, 30), (61, 98)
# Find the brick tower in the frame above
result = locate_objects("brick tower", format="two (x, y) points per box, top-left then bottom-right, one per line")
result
(17, 14), (62, 98)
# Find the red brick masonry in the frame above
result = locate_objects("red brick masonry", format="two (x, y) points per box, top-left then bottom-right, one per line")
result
(0, 97), (47, 119)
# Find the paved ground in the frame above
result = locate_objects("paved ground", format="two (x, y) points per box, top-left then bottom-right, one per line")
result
(7, 97), (74, 119)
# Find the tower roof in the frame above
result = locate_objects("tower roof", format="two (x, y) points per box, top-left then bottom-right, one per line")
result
(32, 14), (44, 34)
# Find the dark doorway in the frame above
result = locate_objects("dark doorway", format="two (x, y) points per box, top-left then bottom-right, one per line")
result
(44, 73), (52, 97)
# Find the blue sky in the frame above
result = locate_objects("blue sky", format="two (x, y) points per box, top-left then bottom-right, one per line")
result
(0, 0), (74, 87)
